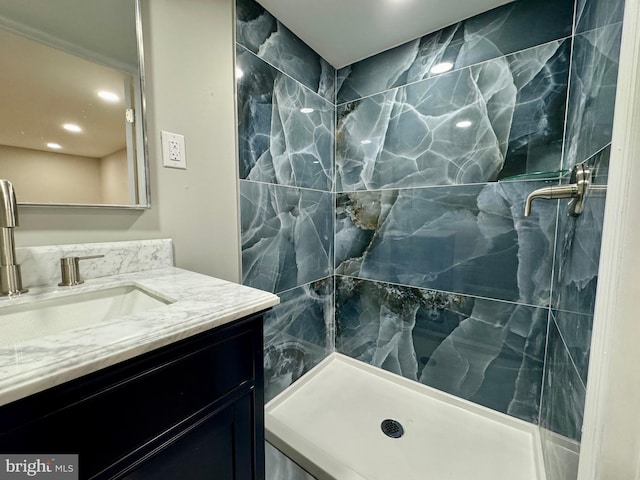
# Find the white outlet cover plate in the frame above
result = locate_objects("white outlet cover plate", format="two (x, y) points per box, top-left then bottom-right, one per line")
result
(161, 131), (186, 169)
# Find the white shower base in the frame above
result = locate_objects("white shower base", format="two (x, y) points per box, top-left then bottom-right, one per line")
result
(265, 353), (545, 480)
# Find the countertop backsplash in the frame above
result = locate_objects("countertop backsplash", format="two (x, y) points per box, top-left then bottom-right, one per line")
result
(16, 239), (174, 288)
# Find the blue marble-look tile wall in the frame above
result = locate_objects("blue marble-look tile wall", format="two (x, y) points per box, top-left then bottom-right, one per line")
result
(541, 0), (623, 477)
(333, 0), (576, 424)
(236, 0), (335, 103)
(237, 1), (623, 474)
(336, 277), (547, 422)
(540, 317), (586, 480)
(335, 182), (558, 306)
(335, 0), (574, 105)
(264, 278), (334, 402)
(336, 39), (570, 189)
(236, 0), (336, 406)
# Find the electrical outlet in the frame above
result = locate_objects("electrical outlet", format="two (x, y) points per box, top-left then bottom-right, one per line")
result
(161, 131), (186, 169)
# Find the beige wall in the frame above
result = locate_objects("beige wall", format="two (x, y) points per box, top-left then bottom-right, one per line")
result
(0, 145), (102, 204)
(13, 0), (241, 283)
(100, 148), (129, 205)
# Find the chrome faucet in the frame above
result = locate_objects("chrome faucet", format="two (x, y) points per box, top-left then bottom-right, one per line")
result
(524, 164), (606, 217)
(0, 179), (27, 295)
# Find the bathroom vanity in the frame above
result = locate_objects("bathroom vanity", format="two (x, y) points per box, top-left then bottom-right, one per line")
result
(0, 240), (279, 480)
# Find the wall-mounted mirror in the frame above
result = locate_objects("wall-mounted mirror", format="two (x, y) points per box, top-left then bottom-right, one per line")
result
(0, 0), (149, 208)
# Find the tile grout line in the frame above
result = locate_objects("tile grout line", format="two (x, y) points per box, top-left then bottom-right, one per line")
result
(332, 65), (338, 354)
(553, 314), (588, 391)
(239, 178), (332, 195)
(333, 273), (552, 311)
(537, 307), (554, 428)
(335, 35), (574, 107)
(236, 42), (335, 108)
(558, 0), (579, 172)
(272, 275), (334, 297)
(575, 19), (624, 38)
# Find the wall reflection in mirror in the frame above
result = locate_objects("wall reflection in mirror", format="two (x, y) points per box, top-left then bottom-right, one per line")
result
(0, 0), (149, 207)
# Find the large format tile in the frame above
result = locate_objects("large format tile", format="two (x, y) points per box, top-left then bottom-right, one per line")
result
(336, 0), (574, 104)
(553, 309), (593, 386)
(336, 182), (557, 305)
(236, 0), (335, 102)
(553, 149), (608, 316)
(335, 277), (547, 422)
(564, 24), (622, 169)
(240, 181), (333, 293)
(336, 41), (570, 190)
(264, 279), (333, 402)
(237, 48), (334, 191)
(575, 0), (625, 34)
(540, 319), (586, 441)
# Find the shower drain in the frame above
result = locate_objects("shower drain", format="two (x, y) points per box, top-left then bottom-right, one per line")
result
(380, 419), (404, 439)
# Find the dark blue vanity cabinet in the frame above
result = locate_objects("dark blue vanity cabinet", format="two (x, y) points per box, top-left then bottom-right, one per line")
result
(0, 311), (267, 480)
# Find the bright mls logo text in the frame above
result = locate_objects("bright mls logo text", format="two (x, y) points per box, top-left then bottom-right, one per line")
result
(0, 455), (77, 479)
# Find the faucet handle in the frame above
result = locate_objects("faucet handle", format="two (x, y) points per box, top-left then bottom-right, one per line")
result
(58, 255), (105, 287)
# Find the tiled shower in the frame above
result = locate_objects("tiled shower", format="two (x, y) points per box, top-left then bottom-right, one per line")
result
(236, 0), (624, 477)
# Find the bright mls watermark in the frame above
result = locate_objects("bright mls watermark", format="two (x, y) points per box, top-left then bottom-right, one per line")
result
(0, 455), (77, 479)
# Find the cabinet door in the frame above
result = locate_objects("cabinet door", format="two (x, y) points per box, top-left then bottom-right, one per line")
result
(119, 395), (254, 480)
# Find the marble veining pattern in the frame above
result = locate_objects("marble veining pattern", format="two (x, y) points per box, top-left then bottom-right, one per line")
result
(336, 0), (574, 104)
(553, 309), (592, 386)
(264, 278), (333, 402)
(336, 182), (557, 305)
(335, 276), (546, 422)
(0, 267), (279, 407)
(234, 0), (619, 444)
(563, 24), (622, 169)
(553, 149), (608, 316)
(235, 0), (335, 102)
(336, 41), (570, 190)
(540, 319), (586, 442)
(237, 47), (334, 192)
(16, 239), (173, 288)
(575, 0), (625, 34)
(241, 181), (333, 294)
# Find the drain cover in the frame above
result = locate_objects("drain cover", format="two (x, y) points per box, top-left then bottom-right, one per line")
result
(380, 419), (404, 438)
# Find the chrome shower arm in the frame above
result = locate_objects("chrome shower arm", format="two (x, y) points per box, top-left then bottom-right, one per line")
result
(524, 164), (603, 217)
(524, 184), (579, 216)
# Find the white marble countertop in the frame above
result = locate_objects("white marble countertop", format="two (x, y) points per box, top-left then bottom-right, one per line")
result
(0, 266), (279, 407)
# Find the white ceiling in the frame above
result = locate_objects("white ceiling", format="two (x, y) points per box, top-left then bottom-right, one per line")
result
(0, 28), (130, 158)
(0, 0), (137, 159)
(257, 0), (515, 68)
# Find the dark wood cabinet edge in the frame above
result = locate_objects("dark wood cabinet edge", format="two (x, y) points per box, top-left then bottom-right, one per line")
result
(94, 381), (256, 480)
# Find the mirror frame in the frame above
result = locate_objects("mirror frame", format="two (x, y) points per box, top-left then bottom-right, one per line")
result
(9, 0), (151, 210)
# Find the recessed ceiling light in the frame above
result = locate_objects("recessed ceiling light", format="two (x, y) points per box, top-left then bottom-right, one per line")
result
(97, 91), (119, 102)
(236, 67), (244, 79)
(300, 107), (315, 114)
(360, 139), (372, 145)
(63, 123), (82, 133)
(431, 61), (454, 75)
(47, 142), (62, 149)
(456, 120), (473, 129)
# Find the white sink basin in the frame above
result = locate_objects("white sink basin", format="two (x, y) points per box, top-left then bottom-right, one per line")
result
(0, 285), (174, 347)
